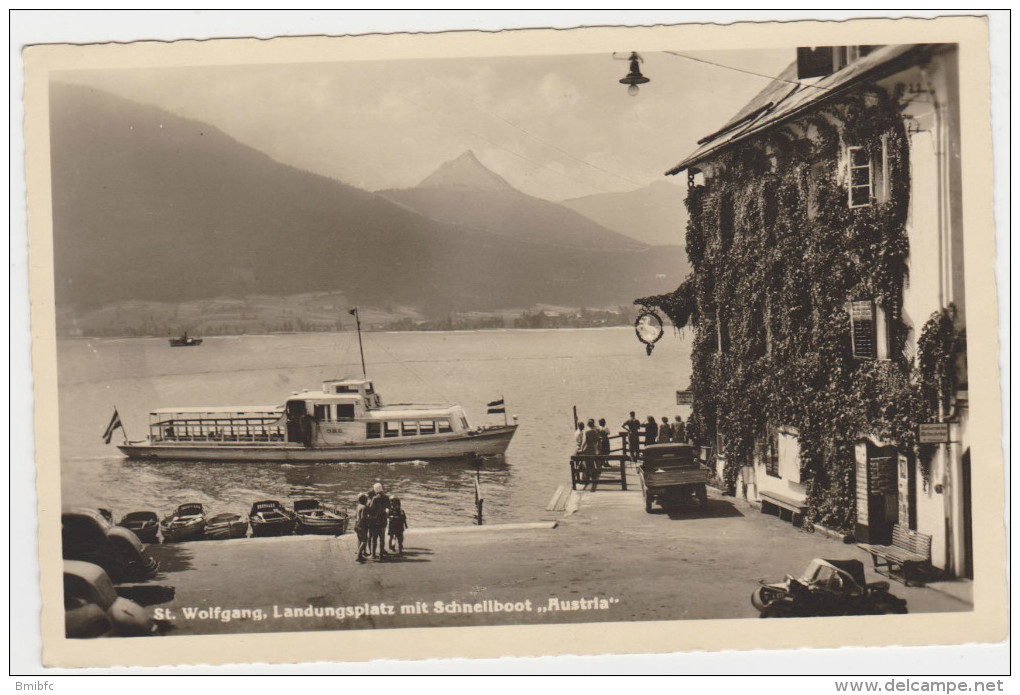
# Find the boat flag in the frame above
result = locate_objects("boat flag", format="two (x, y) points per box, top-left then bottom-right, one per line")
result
(486, 398), (505, 415)
(102, 409), (123, 444)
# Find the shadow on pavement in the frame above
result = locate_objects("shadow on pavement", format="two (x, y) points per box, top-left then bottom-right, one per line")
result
(116, 584), (176, 605)
(147, 544), (195, 575)
(661, 498), (745, 520)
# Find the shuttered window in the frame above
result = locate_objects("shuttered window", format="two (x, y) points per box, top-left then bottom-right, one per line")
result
(764, 430), (780, 478)
(850, 300), (877, 359)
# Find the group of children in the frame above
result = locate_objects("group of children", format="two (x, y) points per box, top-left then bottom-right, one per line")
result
(353, 482), (409, 562)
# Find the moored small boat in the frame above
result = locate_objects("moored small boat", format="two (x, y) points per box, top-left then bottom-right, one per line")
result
(293, 499), (349, 536)
(160, 503), (206, 543)
(204, 512), (249, 540)
(249, 500), (297, 537)
(118, 511), (160, 544)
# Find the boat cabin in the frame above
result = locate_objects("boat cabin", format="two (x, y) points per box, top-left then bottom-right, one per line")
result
(148, 378), (473, 448)
(149, 406), (286, 445)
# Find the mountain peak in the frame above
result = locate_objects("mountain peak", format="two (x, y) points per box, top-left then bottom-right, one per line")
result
(417, 151), (516, 192)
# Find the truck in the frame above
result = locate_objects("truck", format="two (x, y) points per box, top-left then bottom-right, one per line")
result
(637, 443), (711, 513)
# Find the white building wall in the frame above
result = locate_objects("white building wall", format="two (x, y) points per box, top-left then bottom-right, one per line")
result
(752, 430), (807, 506)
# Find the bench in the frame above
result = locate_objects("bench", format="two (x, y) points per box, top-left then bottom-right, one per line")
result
(759, 490), (808, 525)
(857, 524), (932, 586)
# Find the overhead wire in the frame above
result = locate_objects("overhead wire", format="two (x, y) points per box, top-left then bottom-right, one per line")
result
(661, 50), (833, 92)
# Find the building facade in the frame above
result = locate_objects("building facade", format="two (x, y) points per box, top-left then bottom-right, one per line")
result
(642, 45), (970, 577)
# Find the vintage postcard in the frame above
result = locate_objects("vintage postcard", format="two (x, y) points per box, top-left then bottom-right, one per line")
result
(23, 15), (1006, 668)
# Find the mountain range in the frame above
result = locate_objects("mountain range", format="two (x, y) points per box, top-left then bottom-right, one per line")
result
(48, 82), (689, 332)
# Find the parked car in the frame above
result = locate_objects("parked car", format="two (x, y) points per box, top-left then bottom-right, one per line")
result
(752, 558), (908, 617)
(63, 560), (158, 637)
(62, 507), (158, 582)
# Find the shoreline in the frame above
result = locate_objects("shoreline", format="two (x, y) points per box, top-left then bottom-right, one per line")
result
(139, 486), (970, 637)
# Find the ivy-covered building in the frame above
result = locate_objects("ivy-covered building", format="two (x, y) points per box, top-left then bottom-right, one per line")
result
(641, 44), (970, 578)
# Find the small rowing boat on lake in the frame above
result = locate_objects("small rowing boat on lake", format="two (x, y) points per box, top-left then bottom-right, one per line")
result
(294, 499), (349, 535)
(249, 500), (297, 537)
(117, 511), (159, 544)
(204, 513), (249, 540)
(160, 503), (206, 543)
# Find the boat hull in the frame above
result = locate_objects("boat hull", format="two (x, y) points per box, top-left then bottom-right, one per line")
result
(160, 519), (205, 543)
(250, 518), (297, 537)
(118, 425), (517, 462)
(296, 514), (349, 535)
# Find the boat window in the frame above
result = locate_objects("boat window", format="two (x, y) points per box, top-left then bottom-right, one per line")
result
(365, 383), (374, 394)
(366, 422), (381, 439)
(314, 404), (330, 421)
(401, 421), (418, 437)
(419, 420), (436, 435)
(384, 422), (400, 438)
(438, 419), (453, 434)
(335, 403), (355, 421)
(460, 415), (470, 430)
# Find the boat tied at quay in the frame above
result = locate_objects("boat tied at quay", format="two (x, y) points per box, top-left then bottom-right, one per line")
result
(112, 378), (518, 462)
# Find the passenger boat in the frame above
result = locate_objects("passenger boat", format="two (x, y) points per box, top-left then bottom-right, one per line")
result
(117, 511), (160, 544)
(160, 503), (206, 543)
(203, 513), (249, 540)
(169, 332), (202, 347)
(117, 378), (517, 462)
(249, 501), (298, 537)
(293, 499), (349, 535)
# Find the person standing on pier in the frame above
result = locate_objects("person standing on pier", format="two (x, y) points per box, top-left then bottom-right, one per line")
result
(581, 419), (600, 455)
(597, 418), (611, 456)
(673, 415), (687, 444)
(658, 416), (672, 444)
(574, 421), (586, 453)
(644, 416), (658, 448)
(624, 412), (641, 460)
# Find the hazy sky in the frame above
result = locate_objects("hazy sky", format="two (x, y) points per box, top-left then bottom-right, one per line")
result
(59, 48), (793, 201)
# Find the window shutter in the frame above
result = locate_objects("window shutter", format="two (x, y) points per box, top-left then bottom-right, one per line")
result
(796, 47), (836, 79)
(850, 300), (877, 359)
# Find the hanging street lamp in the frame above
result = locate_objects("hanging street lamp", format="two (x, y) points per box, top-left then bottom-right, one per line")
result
(635, 310), (664, 355)
(619, 51), (650, 96)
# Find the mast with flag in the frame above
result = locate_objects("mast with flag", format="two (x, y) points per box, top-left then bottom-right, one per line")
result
(348, 307), (367, 378)
(487, 396), (507, 426)
(102, 407), (126, 445)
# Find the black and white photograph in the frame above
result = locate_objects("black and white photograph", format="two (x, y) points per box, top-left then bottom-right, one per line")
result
(19, 14), (1006, 669)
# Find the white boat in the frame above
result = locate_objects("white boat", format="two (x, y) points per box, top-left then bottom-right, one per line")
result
(117, 378), (517, 462)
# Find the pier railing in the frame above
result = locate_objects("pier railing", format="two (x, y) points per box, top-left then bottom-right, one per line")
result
(569, 433), (636, 491)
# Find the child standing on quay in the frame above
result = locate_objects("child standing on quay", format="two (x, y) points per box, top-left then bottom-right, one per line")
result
(387, 497), (408, 555)
(354, 493), (369, 563)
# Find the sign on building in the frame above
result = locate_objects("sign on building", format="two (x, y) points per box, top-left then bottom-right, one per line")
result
(676, 390), (694, 406)
(918, 422), (951, 444)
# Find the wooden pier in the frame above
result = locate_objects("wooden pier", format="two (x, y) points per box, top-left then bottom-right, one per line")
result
(569, 432), (636, 491)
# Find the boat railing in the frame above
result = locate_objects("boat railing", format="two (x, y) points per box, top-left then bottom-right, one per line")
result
(153, 429), (286, 444)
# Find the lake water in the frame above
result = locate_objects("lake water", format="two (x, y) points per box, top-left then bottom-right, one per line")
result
(58, 327), (691, 527)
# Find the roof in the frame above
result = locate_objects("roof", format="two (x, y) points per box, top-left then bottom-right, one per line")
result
(668, 45), (923, 174)
(151, 406), (283, 414)
(368, 404), (459, 420)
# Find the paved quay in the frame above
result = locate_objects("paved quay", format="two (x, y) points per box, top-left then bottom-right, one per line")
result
(145, 487), (971, 636)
